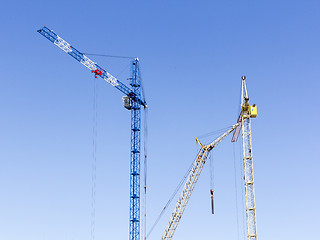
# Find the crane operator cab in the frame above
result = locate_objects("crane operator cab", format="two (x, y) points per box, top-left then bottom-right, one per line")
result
(122, 95), (132, 110)
(250, 104), (257, 118)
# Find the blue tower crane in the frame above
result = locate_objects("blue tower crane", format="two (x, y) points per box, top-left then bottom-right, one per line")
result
(38, 26), (147, 240)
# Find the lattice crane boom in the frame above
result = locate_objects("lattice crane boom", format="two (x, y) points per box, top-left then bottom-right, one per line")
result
(161, 123), (240, 240)
(37, 26), (147, 108)
(38, 26), (146, 240)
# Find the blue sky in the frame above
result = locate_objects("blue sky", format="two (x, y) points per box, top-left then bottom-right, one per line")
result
(0, 0), (319, 240)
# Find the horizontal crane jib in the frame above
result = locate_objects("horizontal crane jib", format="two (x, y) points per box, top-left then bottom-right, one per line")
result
(37, 26), (147, 108)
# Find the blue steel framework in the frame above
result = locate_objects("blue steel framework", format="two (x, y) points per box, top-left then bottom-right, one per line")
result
(37, 26), (146, 108)
(38, 26), (146, 240)
(129, 59), (141, 240)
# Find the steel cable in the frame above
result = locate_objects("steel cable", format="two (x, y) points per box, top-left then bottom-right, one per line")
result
(90, 78), (98, 240)
(146, 154), (198, 239)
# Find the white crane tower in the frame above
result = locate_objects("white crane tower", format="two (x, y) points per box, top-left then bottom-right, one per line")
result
(236, 76), (258, 240)
(160, 76), (259, 240)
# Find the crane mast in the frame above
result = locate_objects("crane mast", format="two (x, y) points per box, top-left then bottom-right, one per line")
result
(161, 123), (239, 240)
(240, 76), (258, 240)
(129, 58), (142, 240)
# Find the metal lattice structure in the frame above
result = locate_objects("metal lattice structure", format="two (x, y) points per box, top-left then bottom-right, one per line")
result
(38, 26), (146, 240)
(129, 59), (142, 240)
(240, 76), (258, 240)
(37, 27), (146, 108)
(161, 123), (240, 240)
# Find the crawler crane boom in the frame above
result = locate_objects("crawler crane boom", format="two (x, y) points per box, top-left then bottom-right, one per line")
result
(161, 123), (239, 240)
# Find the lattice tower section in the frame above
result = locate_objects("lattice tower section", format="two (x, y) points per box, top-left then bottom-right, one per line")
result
(241, 77), (258, 240)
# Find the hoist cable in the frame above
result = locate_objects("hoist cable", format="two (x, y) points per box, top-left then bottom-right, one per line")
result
(209, 152), (214, 189)
(114, 62), (132, 79)
(82, 53), (133, 81)
(237, 79), (246, 240)
(233, 143), (240, 240)
(90, 78), (98, 240)
(209, 152), (215, 214)
(146, 154), (198, 239)
(143, 107), (148, 240)
(197, 125), (234, 139)
(139, 64), (147, 104)
(148, 125), (238, 237)
(239, 139), (246, 240)
(238, 78), (243, 117)
(83, 53), (135, 59)
(143, 108), (148, 188)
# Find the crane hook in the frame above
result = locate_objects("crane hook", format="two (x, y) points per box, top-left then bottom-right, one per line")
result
(210, 189), (214, 214)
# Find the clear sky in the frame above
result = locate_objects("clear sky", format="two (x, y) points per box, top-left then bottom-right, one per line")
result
(0, 0), (319, 240)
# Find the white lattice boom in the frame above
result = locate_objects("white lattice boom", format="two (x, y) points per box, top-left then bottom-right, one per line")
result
(161, 123), (240, 240)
